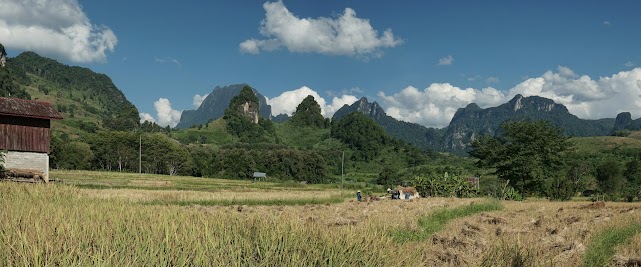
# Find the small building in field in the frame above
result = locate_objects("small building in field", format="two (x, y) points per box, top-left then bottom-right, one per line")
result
(0, 97), (63, 182)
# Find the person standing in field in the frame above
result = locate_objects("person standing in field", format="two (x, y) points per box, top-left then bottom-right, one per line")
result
(356, 190), (362, 202)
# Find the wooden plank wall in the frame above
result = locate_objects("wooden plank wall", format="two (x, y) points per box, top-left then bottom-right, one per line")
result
(0, 117), (51, 154)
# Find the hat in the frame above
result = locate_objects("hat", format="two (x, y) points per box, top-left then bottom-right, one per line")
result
(357, 190), (361, 193)
(387, 188), (392, 192)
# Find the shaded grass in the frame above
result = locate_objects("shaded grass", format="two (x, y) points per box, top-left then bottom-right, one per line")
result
(53, 170), (339, 193)
(391, 200), (503, 243)
(145, 195), (348, 206)
(582, 222), (641, 267)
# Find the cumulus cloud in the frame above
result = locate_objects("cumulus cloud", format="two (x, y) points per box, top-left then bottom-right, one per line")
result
(378, 66), (641, 128)
(437, 55), (454, 66)
(0, 0), (117, 63)
(193, 94), (209, 109)
(139, 113), (156, 124)
(625, 61), (635, 67)
(379, 84), (505, 128)
(138, 98), (182, 128)
(240, 1), (402, 57)
(267, 86), (358, 118)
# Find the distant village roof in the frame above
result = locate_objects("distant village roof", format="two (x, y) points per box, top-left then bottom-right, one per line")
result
(0, 97), (63, 120)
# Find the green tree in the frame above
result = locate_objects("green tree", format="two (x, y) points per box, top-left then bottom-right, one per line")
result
(290, 95), (325, 128)
(469, 120), (572, 197)
(58, 142), (94, 170)
(331, 112), (389, 162)
(376, 166), (401, 188)
(596, 160), (625, 196)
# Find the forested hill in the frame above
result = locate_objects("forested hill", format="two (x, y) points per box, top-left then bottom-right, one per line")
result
(333, 94), (621, 154)
(176, 84), (272, 129)
(3, 51), (139, 131)
(332, 97), (440, 149)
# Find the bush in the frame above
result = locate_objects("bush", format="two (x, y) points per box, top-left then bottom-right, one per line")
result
(545, 175), (575, 201)
(413, 174), (478, 198)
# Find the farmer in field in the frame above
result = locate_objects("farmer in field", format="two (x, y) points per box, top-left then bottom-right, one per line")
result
(356, 190), (362, 202)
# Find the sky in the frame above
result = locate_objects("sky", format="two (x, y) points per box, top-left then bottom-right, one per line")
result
(1, 0), (641, 128)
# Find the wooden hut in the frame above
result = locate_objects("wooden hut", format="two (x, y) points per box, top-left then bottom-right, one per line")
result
(0, 97), (63, 182)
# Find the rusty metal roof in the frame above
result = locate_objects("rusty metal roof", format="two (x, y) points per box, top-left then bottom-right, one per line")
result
(0, 97), (63, 120)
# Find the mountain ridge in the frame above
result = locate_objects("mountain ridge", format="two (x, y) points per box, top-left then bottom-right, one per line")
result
(333, 94), (633, 154)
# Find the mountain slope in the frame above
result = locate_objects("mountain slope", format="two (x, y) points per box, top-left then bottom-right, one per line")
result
(440, 94), (615, 152)
(176, 84), (272, 129)
(6, 51), (139, 132)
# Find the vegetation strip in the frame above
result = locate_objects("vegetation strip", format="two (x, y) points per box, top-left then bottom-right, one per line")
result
(145, 196), (348, 206)
(582, 222), (641, 267)
(392, 200), (502, 243)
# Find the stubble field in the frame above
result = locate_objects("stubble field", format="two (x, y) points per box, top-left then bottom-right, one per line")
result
(1, 170), (641, 266)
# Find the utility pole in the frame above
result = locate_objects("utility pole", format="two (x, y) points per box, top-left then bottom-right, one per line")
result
(341, 151), (344, 190)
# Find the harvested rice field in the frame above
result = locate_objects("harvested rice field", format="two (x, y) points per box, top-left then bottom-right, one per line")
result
(2, 170), (641, 266)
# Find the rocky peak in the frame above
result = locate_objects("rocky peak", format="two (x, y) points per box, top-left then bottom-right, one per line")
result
(613, 112), (633, 131)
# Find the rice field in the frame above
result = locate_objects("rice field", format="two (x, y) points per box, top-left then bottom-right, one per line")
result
(2, 170), (641, 266)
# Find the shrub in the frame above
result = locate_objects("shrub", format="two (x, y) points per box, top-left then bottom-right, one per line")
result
(413, 174), (479, 198)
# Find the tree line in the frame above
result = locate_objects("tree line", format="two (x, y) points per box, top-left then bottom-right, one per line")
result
(469, 120), (641, 201)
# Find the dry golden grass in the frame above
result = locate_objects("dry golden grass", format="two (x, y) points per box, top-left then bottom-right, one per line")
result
(430, 201), (641, 266)
(5, 171), (641, 266)
(81, 188), (346, 202)
(617, 232), (641, 258)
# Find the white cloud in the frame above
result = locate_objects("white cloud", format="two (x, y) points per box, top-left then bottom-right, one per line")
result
(625, 61), (635, 67)
(378, 67), (641, 128)
(240, 1), (402, 57)
(603, 21), (611, 25)
(139, 113), (156, 124)
(378, 84), (505, 128)
(138, 98), (182, 128)
(193, 93), (209, 109)
(437, 55), (454, 66)
(154, 57), (182, 67)
(0, 0), (117, 63)
(267, 86), (358, 118)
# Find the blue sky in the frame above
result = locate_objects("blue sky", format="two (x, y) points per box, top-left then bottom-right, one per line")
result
(2, 0), (641, 127)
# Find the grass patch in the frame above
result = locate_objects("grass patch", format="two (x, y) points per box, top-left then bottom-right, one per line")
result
(145, 195), (348, 206)
(53, 170), (340, 192)
(392, 200), (503, 243)
(582, 222), (641, 267)
(481, 242), (534, 267)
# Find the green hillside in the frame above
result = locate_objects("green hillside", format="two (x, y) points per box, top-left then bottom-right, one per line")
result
(170, 118), (238, 146)
(4, 51), (140, 134)
(571, 132), (641, 154)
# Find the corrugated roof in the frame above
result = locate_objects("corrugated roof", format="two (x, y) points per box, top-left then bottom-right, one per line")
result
(0, 97), (63, 120)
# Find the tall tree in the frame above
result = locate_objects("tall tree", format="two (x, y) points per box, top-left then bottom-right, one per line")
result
(290, 95), (325, 128)
(469, 120), (572, 197)
(331, 112), (390, 161)
(596, 160), (625, 195)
